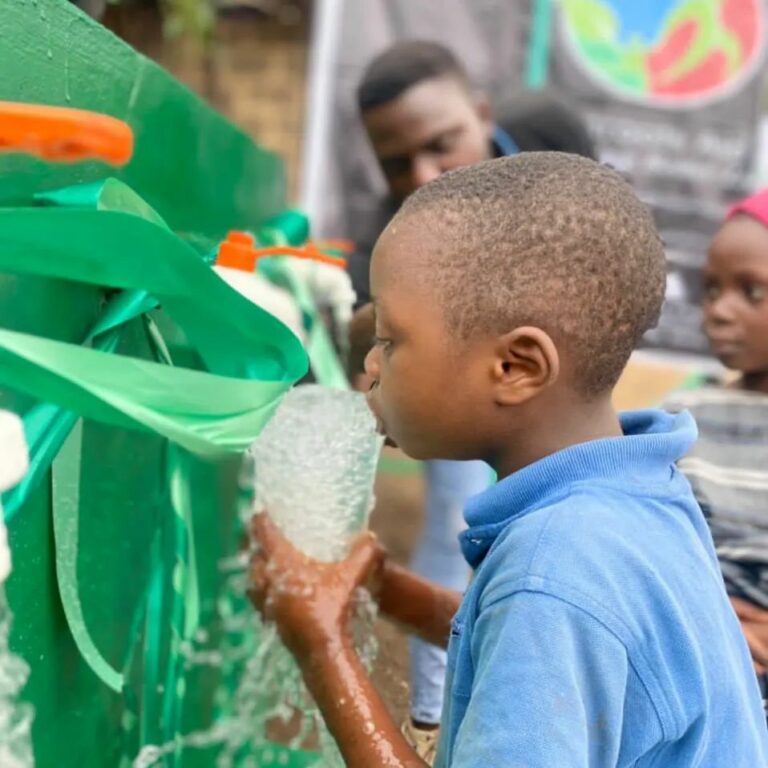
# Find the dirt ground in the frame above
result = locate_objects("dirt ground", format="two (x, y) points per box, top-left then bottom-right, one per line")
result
(368, 448), (428, 726)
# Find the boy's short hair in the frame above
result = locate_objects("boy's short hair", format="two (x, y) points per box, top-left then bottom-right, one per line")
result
(397, 153), (666, 398)
(357, 40), (470, 114)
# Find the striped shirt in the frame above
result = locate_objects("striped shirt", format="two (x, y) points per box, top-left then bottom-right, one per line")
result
(665, 386), (768, 608)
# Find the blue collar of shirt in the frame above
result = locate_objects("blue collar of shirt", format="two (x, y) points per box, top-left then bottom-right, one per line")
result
(492, 125), (519, 157)
(460, 409), (698, 568)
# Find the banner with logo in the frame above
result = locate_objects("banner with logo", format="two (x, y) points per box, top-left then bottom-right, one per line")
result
(543, 0), (767, 355)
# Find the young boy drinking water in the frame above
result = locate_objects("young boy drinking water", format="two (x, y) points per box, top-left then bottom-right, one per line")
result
(249, 153), (768, 766)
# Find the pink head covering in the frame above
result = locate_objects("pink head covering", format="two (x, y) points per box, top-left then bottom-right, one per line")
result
(726, 188), (768, 227)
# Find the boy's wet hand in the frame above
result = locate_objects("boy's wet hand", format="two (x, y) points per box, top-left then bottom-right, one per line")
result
(248, 512), (386, 660)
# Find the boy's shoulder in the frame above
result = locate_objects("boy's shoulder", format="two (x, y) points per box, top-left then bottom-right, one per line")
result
(465, 480), (758, 738)
(475, 478), (717, 641)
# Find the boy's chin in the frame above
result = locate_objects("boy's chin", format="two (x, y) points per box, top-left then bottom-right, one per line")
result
(391, 436), (452, 462)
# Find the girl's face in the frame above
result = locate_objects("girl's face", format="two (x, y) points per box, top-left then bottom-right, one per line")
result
(703, 216), (768, 377)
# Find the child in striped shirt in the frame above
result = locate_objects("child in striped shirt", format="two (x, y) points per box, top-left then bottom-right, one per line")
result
(666, 188), (768, 703)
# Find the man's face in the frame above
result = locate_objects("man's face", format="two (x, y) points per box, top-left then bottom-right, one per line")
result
(362, 76), (493, 204)
(703, 216), (768, 374)
(364, 222), (495, 461)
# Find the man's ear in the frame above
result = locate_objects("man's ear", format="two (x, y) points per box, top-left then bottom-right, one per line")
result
(491, 327), (560, 406)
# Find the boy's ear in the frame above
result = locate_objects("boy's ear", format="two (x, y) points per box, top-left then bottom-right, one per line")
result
(491, 327), (560, 405)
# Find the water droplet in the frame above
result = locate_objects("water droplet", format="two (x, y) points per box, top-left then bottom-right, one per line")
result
(362, 721), (375, 735)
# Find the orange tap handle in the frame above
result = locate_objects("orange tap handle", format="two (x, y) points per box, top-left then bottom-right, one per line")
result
(217, 231), (347, 272)
(0, 101), (134, 166)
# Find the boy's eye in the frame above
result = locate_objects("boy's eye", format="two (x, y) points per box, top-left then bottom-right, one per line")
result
(374, 335), (393, 352)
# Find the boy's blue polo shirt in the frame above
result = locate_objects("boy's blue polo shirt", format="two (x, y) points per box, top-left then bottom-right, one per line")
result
(436, 410), (768, 767)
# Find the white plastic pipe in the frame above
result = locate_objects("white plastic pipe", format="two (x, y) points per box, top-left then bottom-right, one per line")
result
(299, 0), (345, 224)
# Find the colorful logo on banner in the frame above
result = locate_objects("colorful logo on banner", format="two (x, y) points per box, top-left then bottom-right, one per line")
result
(560, 0), (765, 105)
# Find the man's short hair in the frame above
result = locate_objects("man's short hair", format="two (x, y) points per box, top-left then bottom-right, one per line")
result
(357, 40), (470, 114)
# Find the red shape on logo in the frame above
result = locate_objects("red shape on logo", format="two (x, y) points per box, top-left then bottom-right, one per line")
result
(653, 50), (728, 96)
(722, 0), (760, 61)
(647, 18), (699, 90)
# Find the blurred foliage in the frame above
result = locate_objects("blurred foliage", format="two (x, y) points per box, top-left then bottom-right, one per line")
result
(70, 0), (214, 40)
(161, 0), (215, 39)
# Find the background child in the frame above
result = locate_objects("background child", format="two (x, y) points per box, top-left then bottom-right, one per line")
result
(250, 154), (768, 767)
(665, 189), (768, 710)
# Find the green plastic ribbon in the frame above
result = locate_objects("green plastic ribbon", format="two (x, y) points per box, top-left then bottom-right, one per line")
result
(161, 445), (200, 764)
(0, 190), (307, 464)
(140, 531), (166, 749)
(259, 208), (310, 247)
(4, 290), (156, 518)
(0, 179), (308, 762)
(51, 419), (126, 691)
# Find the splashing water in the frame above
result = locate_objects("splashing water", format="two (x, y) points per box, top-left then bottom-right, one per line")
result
(253, 385), (384, 561)
(221, 385), (384, 765)
(0, 588), (33, 768)
(132, 386), (383, 766)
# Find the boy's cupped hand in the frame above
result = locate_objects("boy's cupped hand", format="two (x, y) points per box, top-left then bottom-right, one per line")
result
(248, 513), (386, 661)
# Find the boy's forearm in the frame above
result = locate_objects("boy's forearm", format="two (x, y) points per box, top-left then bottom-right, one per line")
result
(378, 561), (461, 649)
(298, 634), (426, 768)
